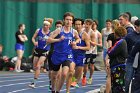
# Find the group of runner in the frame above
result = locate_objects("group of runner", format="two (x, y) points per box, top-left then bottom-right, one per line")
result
(14, 11), (140, 93)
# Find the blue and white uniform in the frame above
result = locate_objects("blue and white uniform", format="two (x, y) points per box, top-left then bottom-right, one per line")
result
(34, 28), (51, 57)
(51, 27), (75, 71)
(73, 31), (86, 66)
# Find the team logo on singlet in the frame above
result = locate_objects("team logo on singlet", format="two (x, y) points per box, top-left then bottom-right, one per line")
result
(68, 39), (73, 45)
(68, 54), (73, 58)
(38, 35), (48, 41)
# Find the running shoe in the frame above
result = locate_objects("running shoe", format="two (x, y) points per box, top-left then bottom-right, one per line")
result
(82, 77), (86, 86)
(29, 83), (35, 88)
(71, 82), (79, 88)
(87, 78), (93, 84)
(71, 82), (77, 87)
(48, 85), (52, 92)
(19, 69), (24, 72)
(14, 69), (24, 72)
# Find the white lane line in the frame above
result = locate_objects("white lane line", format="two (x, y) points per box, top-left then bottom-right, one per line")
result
(60, 83), (103, 92)
(0, 76), (48, 83)
(0, 73), (105, 77)
(81, 84), (103, 88)
(0, 74), (105, 79)
(0, 73), (47, 77)
(93, 79), (106, 81)
(6, 81), (105, 93)
(0, 73), (32, 76)
(8, 88), (31, 93)
(8, 84), (49, 93)
(86, 88), (100, 93)
(0, 74), (47, 79)
(0, 80), (48, 88)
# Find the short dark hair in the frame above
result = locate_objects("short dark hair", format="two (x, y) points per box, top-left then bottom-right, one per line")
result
(63, 12), (74, 20)
(74, 18), (84, 25)
(106, 19), (112, 23)
(134, 19), (140, 26)
(84, 19), (93, 25)
(93, 19), (98, 26)
(125, 12), (131, 21)
(55, 20), (63, 26)
(119, 13), (130, 21)
(18, 24), (24, 29)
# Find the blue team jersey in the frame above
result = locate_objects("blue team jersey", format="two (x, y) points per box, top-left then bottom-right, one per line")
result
(51, 27), (75, 65)
(53, 27), (74, 54)
(72, 31), (86, 66)
(73, 31), (86, 55)
(36, 28), (51, 51)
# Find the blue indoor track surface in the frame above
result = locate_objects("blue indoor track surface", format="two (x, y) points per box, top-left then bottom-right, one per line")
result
(0, 71), (106, 93)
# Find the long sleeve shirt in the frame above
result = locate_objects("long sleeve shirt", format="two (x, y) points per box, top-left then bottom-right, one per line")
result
(125, 31), (140, 56)
(108, 38), (128, 67)
(127, 40), (140, 67)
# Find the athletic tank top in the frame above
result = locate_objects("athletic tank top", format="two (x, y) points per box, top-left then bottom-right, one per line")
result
(102, 28), (112, 49)
(86, 29), (94, 54)
(53, 27), (74, 54)
(36, 28), (51, 50)
(92, 30), (99, 54)
(73, 30), (86, 54)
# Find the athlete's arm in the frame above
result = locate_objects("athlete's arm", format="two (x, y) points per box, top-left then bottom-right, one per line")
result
(101, 29), (105, 47)
(74, 30), (80, 44)
(49, 28), (60, 39)
(90, 31), (96, 47)
(32, 29), (39, 46)
(47, 35), (64, 43)
(101, 29), (104, 37)
(97, 32), (102, 47)
(78, 32), (90, 51)
(71, 30), (80, 48)
(47, 28), (64, 43)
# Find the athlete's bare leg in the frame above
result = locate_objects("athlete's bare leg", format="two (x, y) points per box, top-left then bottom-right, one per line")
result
(75, 66), (83, 83)
(56, 66), (69, 92)
(66, 62), (75, 93)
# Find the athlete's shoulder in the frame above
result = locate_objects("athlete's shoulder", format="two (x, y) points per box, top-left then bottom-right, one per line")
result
(83, 31), (90, 39)
(97, 30), (102, 35)
(36, 28), (41, 32)
(72, 28), (78, 36)
(53, 27), (61, 33)
(73, 28), (77, 33)
(101, 28), (106, 31)
(90, 29), (95, 35)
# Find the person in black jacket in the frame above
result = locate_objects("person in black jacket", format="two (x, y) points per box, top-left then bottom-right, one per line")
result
(129, 40), (140, 93)
(107, 26), (128, 93)
(124, 19), (140, 93)
(126, 19), (140, 93)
